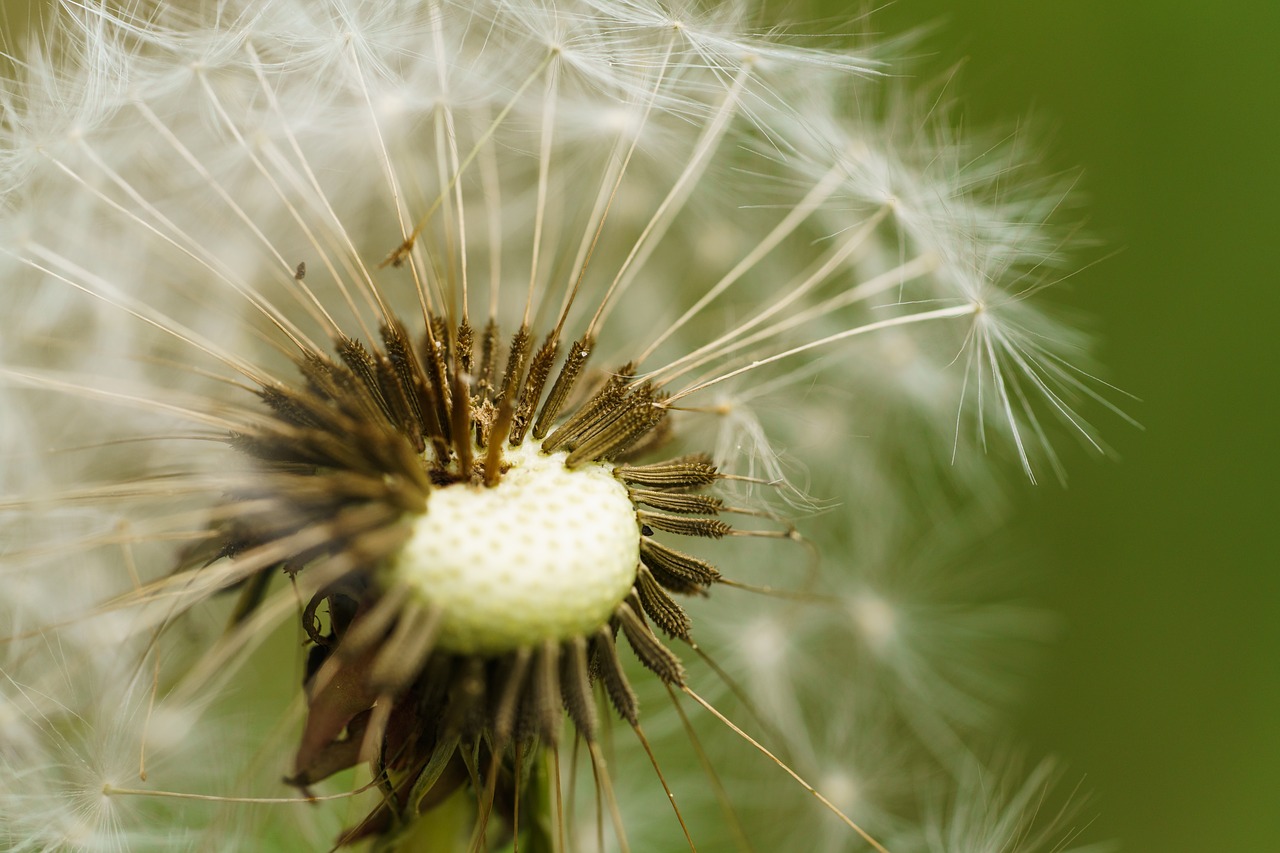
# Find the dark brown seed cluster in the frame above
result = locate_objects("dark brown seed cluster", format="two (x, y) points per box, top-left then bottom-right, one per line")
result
(196, 311), (742, 843)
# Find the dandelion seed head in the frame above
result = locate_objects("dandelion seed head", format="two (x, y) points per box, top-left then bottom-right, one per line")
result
(1, 656), (234, 853)
(1, 0), (1120, 848)
(391, 444), (639, 653)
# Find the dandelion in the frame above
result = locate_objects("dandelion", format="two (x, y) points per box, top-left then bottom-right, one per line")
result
(1, 1), (1116, 850)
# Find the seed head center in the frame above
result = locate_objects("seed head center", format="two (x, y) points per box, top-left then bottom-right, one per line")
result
(389, 442), (640, 654)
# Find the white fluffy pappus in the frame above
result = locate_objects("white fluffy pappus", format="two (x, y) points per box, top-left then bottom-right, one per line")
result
(1, 1), (1120, 850)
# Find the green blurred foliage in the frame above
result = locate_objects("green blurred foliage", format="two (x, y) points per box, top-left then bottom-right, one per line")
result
(817, 1), (1280, 849)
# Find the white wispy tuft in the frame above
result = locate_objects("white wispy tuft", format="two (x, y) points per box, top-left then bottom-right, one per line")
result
(2, 1), (1119, 850)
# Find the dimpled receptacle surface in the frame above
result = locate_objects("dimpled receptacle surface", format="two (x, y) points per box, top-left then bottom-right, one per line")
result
(389, 442), (640, 654)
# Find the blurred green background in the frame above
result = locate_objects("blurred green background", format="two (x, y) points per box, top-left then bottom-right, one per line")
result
(850, 2), (1279, 850)
(5, 0), (1276, 849)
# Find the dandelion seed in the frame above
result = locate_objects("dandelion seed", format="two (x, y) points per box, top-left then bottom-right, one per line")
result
(1, 1), (1121, 850)
(918, 755), (1108, 853)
